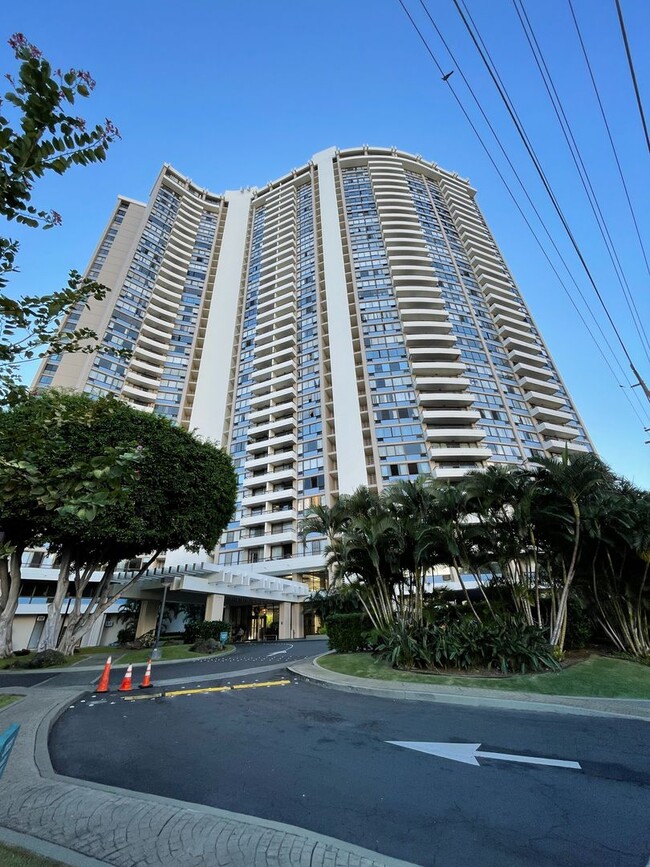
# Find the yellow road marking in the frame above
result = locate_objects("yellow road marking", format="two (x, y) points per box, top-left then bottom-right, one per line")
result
(122, 679), (290, 701)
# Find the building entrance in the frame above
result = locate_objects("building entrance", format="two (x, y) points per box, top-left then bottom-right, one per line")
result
(229, 603), (280, 641)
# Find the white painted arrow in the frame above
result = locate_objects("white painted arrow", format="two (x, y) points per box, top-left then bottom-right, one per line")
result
(388, 741), (581, 770)
(267, 643), (293, 657)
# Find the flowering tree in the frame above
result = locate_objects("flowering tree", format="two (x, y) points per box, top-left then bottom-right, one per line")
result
(0, 33), (121, 401)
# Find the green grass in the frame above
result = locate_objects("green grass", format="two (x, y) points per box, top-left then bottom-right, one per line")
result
(318, 652), (650, 699)
(0, 652), (78, 671)
(0, 842), (65, 867)
(0, 695), (21, 711)
(116, 644), (234, 664)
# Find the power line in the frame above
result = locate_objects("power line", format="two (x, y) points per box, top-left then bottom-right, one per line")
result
(451, 0), (650, 402)
(568, 0), (650, 282)
(614, 0), (650, 153)
(512, 0), (650, 365)
(394, 0), (650, 428)
(414, 0), (648, 421)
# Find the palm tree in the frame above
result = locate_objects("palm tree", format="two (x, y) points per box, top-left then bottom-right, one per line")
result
(582, 480), (649, 658)
(531, 451), (614, 649)
(463, 465), (539, 625)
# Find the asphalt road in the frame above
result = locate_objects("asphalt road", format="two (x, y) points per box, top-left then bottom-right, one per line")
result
(0, 640), (328, 688)
(50, 676), (650, 867)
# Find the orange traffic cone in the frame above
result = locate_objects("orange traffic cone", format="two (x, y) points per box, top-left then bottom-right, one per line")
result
(118, 663), (133, 692)
(139, 659), (153, 689)
(96, 656), (112, 693)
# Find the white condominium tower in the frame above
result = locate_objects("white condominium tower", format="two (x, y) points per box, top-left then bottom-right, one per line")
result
(35, 146), (593, 582)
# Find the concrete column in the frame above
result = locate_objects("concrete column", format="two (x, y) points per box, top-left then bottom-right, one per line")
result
(135, 600), (159, 637)
(291, 603), (304, 639)
(278, 602), (292, 640)
(204, 594), (225, 622)
(314, 147), (367, 493)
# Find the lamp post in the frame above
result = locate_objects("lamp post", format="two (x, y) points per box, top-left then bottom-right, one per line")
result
(151, 574), (174, 661)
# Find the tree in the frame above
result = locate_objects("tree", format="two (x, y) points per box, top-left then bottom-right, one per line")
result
(0, 392), (237, 656)
(0, 33), (122, 402)
(531, 452), (614, 649)
(0, 390), (142, 656)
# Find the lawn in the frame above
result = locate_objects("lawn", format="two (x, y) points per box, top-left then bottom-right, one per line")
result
(0, 842), (64, 866)
(0, 695), (21, 711)
(117, 644), (234, 664)
(0, 647), (115, 670)
(318, 653), (650, 699)
(0, 644), (234, 671)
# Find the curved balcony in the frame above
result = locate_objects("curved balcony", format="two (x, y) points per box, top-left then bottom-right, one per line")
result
(430, 445), (492, 462)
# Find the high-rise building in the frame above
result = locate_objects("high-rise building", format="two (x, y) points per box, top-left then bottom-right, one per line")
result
(35, 146), (593, 588)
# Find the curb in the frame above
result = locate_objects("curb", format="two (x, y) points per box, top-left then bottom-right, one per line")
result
(0, 825), (107, 866)
(287, 656), (650, 722)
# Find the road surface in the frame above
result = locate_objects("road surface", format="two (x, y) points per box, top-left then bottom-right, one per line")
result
(49, 674), (650, 867)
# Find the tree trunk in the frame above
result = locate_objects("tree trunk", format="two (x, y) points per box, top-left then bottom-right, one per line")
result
(38, 548), (73, 651)
(56, 553), (159, 655)
(0, 550), (24, 658)
(550, 504), (581, 649)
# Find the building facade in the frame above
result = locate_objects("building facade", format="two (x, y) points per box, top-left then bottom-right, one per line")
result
(35, 146), (593, 597)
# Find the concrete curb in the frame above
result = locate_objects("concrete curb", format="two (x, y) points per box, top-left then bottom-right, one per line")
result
(287, 656), (650, 722)
(0, 825), (107, 867)
(0, 683), (417, 867)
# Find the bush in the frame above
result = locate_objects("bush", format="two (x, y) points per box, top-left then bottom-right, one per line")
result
(117, 627), (135, 646)
(326, 613), (369, 653)
(163, 638), (184, 646)
(191, 638), (221, 654)
(185, 620), (230, 644)
(374, 615), (559, 674)
(12, 648), (30, 656)
(27, 649), (66, 669)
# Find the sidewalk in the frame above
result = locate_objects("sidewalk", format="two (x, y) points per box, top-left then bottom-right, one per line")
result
(288, 656), (650, 722)
(0, 687), (416, 867)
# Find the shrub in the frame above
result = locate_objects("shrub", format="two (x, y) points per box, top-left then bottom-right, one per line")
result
(185, 620), (230, 644)
(374, 615), (559, 674)
(163, 638), (184, 646)
(12, 648), (30, 656)
(27, 649), (66, 669)
(191, 638), (220, 654)
(117, 627), (135, 646)
(326, 613), (369, 653)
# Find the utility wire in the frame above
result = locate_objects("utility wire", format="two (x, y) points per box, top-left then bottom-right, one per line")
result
(415, 0), (645, 414)
(452, 0), (650, 402)
(513, 0), (650, 365)
(395, 0), (649, 428)
(568, 0), (650, 281)
(614, 0), (650, 153)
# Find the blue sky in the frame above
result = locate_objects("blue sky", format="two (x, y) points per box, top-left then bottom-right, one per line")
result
(3, 0), (649, 486)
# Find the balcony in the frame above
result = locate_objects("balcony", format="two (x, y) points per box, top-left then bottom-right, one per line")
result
(433, 466), (480, 481)
(417, 372), (474, 390)
(246, 432), (297, 454)
(241, 487), (296, 508)
(248, 401), (296, 424)
(426, 427), (486, 442)
(546, 439), (590, 455)
(536, 422), (578, 441)
(519, 376), (561, 397)
(423, 408), (481, 425)
(413, 361), (465, 378)
(240, 508), (297, 527)
(243, 467), (296, 489)
(430, 446), (492, 462)
(530, 406), (573, 425)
